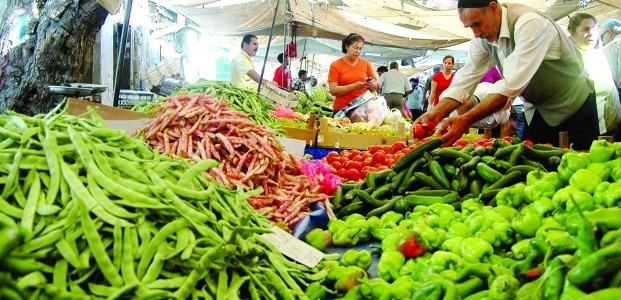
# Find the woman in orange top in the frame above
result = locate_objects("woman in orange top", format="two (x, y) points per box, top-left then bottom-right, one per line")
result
(328, 33), (379, 113)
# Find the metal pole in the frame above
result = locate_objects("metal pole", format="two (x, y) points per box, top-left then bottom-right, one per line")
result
(113, 0), (133, 107)
(258, 0), (281, 94)
(282, 19), (286, 89)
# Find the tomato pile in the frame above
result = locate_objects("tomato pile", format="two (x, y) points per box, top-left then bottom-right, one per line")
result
(320, 141), (417, 182)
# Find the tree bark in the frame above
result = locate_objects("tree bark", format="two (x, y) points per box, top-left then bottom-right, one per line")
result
(0, 0), (108, 115)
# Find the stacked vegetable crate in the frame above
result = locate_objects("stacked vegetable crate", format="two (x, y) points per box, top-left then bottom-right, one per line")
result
(317, 118), (409, 150)
(281, 114), (318, 146)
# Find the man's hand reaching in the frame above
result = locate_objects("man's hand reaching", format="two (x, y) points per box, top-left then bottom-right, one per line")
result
(437, 115), (471, 147)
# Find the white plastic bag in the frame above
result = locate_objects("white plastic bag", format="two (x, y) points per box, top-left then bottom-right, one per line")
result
(348, 96), (388, 126)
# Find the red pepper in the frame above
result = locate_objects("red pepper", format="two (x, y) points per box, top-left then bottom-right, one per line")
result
(525, 266), (545, 278)
(397, 237), (427, 258)
(522, 140), (534, 147)
(503, 136), (514, 143)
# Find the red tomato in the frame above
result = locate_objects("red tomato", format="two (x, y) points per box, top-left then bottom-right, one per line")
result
(362, 152), (373, 159)
(359, 169), (369, 179)
(339, 157), (349, 164)
(330, 167), (337, 173)
(330, 161), (343, 170)
(421, 137), (431, 143)
(427, 121), (436, 130)
(367, 145), (381, 153)
(483, 141), (494, 148)
(384, 158), (396, 167)
(377, 165), (389, 171)
(360, 160), (372, 168)
(394, 153), (405, 161)
(400, 148), (411, 155)
(382, 145), (392, 154)
(523, 140), (534, 147)
(326, 151), (339, 159)
(392, 141), (406, 152)
(346, 169), (360, 181)
(502, 136), (513, 143)
(352, 155), (364, 162)
(340, 150), (350, 158)
(346, 161), (362, 170)
(414, 124), (426, 138)
(397, 237), (427, 258)
(367, 167), (378, 173)
(337, 168), (348, 178)
(372, 151), (386, 165)
(349, 149), (361, 158)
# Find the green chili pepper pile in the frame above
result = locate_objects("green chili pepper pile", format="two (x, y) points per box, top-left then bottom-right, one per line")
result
(175, 79), (285, 136)
(0, 103), (325, 299)
(312, 139), (621, 299)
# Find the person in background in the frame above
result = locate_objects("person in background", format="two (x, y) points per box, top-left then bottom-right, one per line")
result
(568, 13), (621, 136)
(451, 82), (511, 137)
(328, 33), (379, 113)
(601, 19), (621, 97)
(273, 53), (292, 89)
(376, 66), (388, 77)
(377, 61), (412, 117)
(305, 77), (318, 97)
(480, 66), (502, 83)
(230, 34), (276, 91)
(428, 55), (455, 109)
(422, 65), (442, 113)
(415, 0), (598, 150)
(291, 70), (308, 95)
(406, 77), (424, 120)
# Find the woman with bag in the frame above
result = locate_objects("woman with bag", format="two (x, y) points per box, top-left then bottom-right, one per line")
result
(328, 33), (379, 115)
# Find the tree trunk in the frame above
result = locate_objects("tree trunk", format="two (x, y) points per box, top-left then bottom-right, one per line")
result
(0, 0), (108, 115)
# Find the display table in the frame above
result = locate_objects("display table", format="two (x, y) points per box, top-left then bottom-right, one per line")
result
(316, 118), (409, 150)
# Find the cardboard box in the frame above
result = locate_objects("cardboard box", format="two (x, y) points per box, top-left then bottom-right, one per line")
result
(316, 118), (409, 150)
(66, 98), (154, 134)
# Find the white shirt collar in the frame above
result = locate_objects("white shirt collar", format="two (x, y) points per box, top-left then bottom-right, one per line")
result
(490, 6), (510, 47)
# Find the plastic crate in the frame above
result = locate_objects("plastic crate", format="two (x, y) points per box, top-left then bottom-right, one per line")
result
(118, 90), (156, 109)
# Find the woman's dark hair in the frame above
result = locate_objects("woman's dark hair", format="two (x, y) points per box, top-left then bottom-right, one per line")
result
(568, 13), (596, 34)
(443, 55), (455, 64)
(277, 53), (286, 64)
(342, 33), (365, 54)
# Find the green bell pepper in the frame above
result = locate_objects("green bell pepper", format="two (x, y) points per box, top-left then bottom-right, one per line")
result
(489, 275), (520, 300)
(446, 221), (471, 240)
(558, 152), (590, 183)
(552, 185), (593, 211)
(366, 216), (384, 231)
(492, 222), (515, 246)
(304, 228), (333, 251)
(532, 196), (555, 217)
(332, 227), (362, 247)
(475, 228), (500, 248)
(569, 168), (602, 194)
(377, 250), (406, 282)
(461, 237), (494, 263)
(358, 278), (390, 300)
(305, 282), (326, 300)
(348, 219), (371, 242)
(380, 211), (403, 224)
(399, 258), (417, 276)
(430, 250), (464, 272)
(511, 238), (532, 260)
(334, 265), (366, 294)
(341, 249), (373, 271)
(372, 228), (393, 241)
(340, 285), (362, 300)
(589, 139), (615, 163)
(592, 181), (621, 208)
(587, 162), (611, 181)
(327, 219), (349, 234)
(442, 237), (464, 256)
(496, 183), (526, 208)
(377, 276), (415, 300)
(461, 198), (484, 214)
(535, 216), (564, 241)
(413, 223), (440, 249)
(430, 203), (455, 215)
(495, 205), (519, 222)
(511, 210), (542, 238)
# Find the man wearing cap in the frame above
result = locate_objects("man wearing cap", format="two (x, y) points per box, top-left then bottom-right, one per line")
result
(415, 0), (598, 149)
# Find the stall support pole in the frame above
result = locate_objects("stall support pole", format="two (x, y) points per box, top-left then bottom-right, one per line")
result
(257, 0), (281, 94)
(112, 0), (133, 107)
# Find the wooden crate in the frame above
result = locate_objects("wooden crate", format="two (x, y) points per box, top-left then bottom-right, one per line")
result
(281, 114), (318, 146)
(260, 85), (299, 108)
(141, 58), (182, 90)
(316, 119), (409, 150)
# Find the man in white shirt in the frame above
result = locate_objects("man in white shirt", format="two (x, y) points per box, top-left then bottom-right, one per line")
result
(230, 34), (275, 91)
(601, 19), (621, 98)
(377, 62), (412, 117)
(414, 0), (598, 149)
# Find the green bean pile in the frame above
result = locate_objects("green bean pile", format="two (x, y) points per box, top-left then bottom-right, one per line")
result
(176, 80), (286, 136)
(0, 103), (324, 299)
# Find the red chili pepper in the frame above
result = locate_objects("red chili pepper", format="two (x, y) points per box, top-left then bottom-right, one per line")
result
(525, 266), (545, 278)
(522, 140), (534, 147)
(396, 237), (427, 258)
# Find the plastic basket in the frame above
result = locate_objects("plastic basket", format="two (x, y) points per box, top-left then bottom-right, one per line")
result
(118, 90), (156, 109)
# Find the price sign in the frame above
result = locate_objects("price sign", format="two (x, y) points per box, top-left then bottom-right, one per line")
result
(261, 226), (324, 268)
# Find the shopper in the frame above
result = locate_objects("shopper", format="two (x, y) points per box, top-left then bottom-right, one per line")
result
(273, 53), (292, 89)
(230, 34), (276, 91)
(291, 70), (309, 95)
(377, 62), (412, 117)
(451, 82), (511, 137)
(406, 77), (424, 120)
(601, 19), (621, 97)
(328, 33), (379, 113)
(415, 0), (598, 150)
(376, 66), (388, 77)
(568, 13), (621, 136)
(422, 65), (442, 113)
(428, 55), (455, 109)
